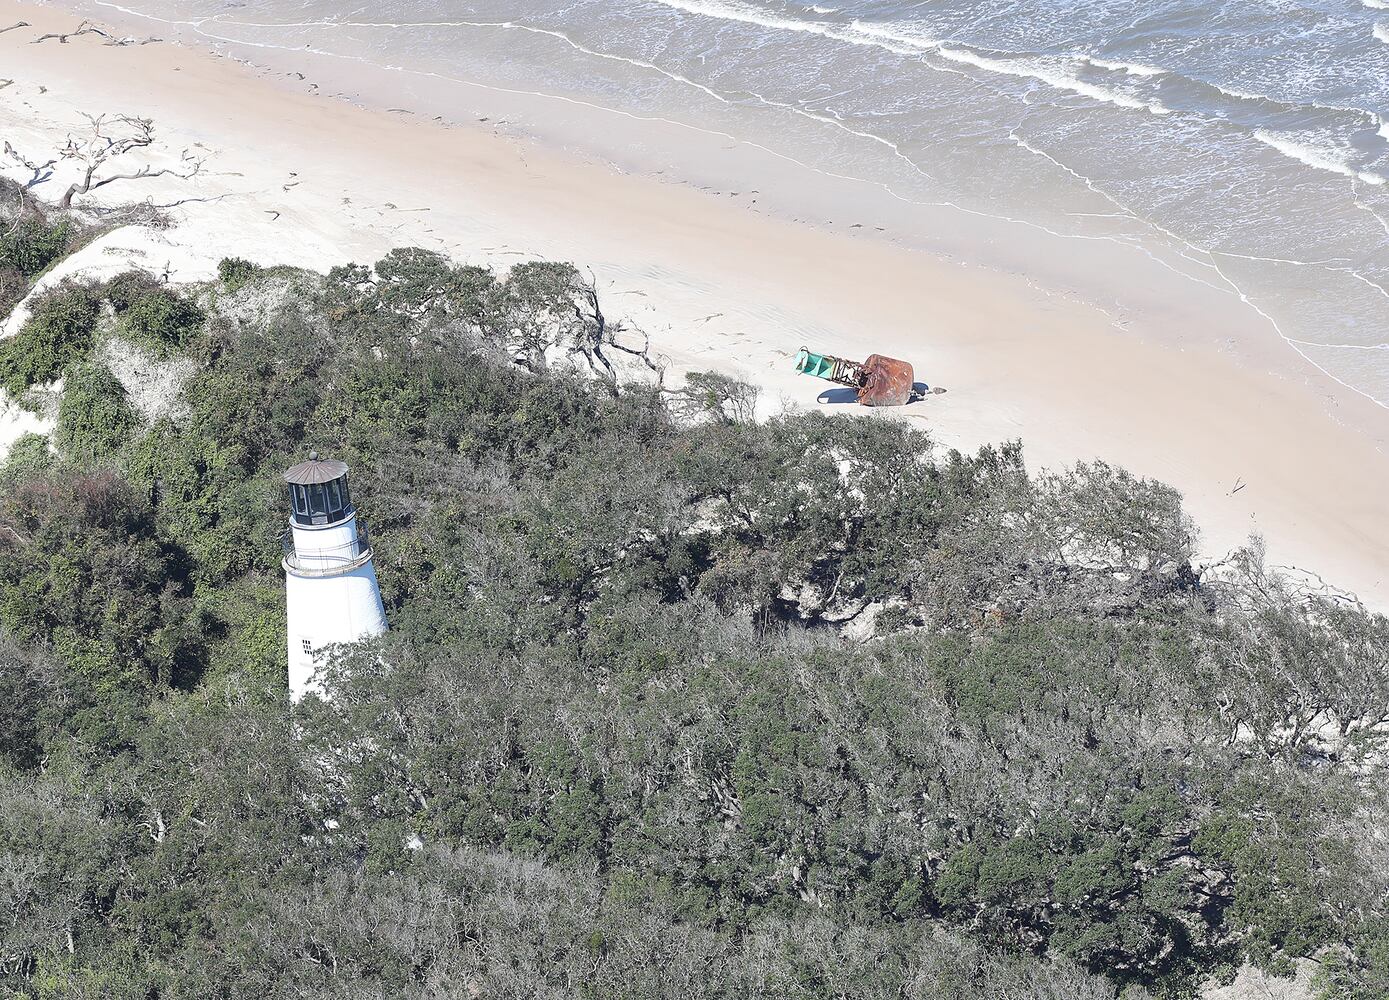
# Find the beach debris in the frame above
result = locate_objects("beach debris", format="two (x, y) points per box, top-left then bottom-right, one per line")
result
(3, 140), (56, 189)
(794, 347), (916, 406)
(5, 113), (206, 210)
(33, 20), (149, 46)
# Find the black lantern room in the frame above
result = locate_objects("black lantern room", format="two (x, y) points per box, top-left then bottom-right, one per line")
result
(284, 452), (354, 527)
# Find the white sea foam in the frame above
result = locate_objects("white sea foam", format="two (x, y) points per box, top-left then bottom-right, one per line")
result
(1364, 0), (1389, 9)
(655, 0), (840, 37)
(1375, 22), (1389, 43)
(1253, 130), (1386, 185)
(650, 3), (1166, 118)
(844, 18), (939, 53)
(650, 4), (1173, 117)
(1203, 78), (1383, 130)
(1087, 57), (1166, 77)
(934, 47), (1171, 115)
(1207, 80), (1276, 103)
(651, 0), (941, 58)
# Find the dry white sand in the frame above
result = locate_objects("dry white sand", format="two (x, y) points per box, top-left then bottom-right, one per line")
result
(0, 0), (1386, 610)
(1204, 960), (1317, 1000)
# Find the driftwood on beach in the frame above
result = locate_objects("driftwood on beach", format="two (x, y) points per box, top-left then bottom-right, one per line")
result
(3, 113), (203, 210)
(53, 114), (203, 209)
(28, 18), (159, 47)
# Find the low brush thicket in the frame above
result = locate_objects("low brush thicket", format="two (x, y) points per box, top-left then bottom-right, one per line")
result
(0, 249), (1385, 1000)
(0, 179), (79, 321)
(0, 273), (204, 401)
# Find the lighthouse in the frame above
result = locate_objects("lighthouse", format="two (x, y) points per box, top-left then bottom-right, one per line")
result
(281, 452), (387, 699)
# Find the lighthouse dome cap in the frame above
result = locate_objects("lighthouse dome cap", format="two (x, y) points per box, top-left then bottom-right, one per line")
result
(284, 452), (349, 485)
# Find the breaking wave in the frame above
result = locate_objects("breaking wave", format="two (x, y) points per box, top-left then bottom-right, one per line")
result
(1252, 130), (1386, 185)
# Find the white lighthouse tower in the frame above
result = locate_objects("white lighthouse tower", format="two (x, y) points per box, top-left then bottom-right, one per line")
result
(281, 452), (387, 699)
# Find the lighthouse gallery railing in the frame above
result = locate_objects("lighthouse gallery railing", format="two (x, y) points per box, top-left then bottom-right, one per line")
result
(281, 524), (373, 575)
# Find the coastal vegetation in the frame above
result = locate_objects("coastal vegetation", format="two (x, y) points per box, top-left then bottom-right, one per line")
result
(0, 178), (81, 331)
(0, 246), (1386, 999)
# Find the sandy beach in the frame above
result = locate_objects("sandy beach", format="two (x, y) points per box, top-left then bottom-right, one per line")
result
(1, 0), (1386, 606)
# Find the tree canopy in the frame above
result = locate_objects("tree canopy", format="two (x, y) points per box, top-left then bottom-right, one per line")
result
(0, 249), (1385, 999)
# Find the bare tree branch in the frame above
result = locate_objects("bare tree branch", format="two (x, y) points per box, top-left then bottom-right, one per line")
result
(571, 268), (664, 388)
(33, 20), (112, 44)
(0, 522), (32, 549)
(31, 19), (160, 46)
(53, 114), (203, 209)
(3, 140), (57, 190)
(2, 186), (29, 239)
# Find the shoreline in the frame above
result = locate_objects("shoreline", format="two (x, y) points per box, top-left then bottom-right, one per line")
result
(3, 0), (1387, 607)
(61, 0), (1389, 417)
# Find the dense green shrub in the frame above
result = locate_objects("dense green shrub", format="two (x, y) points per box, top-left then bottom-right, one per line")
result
(0, 281), (102, 395)
(0, 186), (84, 320)
(119, 287), (205, 354)
(0, 183), (88, 327)
(55, 362), (140, 461)
(217, 256), (260, 292)
(0, 212), (73, 276)
(0, 432), (52, 490)
(1317, 922), (1389, 1000)
(0, 469), (200, 750)
(104, 269), (161, 314)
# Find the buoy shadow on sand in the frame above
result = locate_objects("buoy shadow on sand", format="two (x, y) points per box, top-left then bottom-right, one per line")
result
(817, 382), (939, 405)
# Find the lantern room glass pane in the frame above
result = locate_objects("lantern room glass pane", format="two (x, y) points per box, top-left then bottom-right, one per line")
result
(340, 478), (351, 508)
(291, 485), (308, 515)
(326, 479), (341, 512)
(309, 484), (327, 515)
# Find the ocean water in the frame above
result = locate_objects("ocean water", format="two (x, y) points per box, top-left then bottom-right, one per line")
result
(80, 0), (1389, 406)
